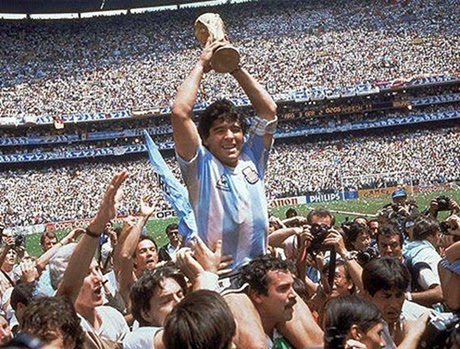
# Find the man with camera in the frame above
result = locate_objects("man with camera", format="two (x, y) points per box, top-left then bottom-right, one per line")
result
(428, 195), (460, 219)
(379, 189), (419, 230)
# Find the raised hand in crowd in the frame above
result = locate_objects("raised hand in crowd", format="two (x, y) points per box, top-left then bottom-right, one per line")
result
(19, 258), (38, 283)
(58, 170), (129, 300)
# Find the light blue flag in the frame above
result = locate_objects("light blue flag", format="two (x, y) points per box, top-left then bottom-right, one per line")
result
(143, 130), (197, 242)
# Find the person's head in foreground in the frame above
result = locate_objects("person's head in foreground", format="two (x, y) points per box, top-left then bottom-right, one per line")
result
(323, 295), (385, 349)
(163, 290), (236, 349)
(20, 296), (84, 349)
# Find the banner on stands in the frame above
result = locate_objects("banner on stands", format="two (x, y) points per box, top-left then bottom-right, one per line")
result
(358, 186), (412, 198)
(270, 196), (307, 208)
(305, 191), (358, 203)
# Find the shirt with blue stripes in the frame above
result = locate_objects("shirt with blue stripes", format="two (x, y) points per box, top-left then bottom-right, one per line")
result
(177, 129), (270, 270)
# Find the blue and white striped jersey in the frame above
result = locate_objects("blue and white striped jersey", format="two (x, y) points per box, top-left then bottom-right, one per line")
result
(178, 132), (270, 269)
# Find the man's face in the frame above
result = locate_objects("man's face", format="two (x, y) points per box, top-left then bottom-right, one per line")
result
(378, 234), (402, 260)
(42, 235), (58, 252)
(368, 221), (379, 237)
(352, 231), (371, 251)
(142, 277), (185, 327)
(360, 322), (386, 349)
(369, 288), (405, 324)
(203, 119), (244, 167)
(328, 264), (354, 298)
(135, 239), (159, 273)
(77, 261), (104, 308)
(309, 214), (332, 228)
(354, 218), (368, 227)
(3, 249), (17, 267)
(393, 196), (406, 205)
(254, 270), (297, 323)
(0, 316), (11, 345)
(167, 227), (180, 245)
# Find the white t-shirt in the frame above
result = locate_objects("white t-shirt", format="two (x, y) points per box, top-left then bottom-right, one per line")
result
(123, 326), (162, 349)
(78, 305), (129, 342)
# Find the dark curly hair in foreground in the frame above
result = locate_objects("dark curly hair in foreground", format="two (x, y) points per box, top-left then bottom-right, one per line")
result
(21, 296), (84, 349)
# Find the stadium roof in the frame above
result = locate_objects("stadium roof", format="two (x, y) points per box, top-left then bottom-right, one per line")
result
(0, 0), (219, 15)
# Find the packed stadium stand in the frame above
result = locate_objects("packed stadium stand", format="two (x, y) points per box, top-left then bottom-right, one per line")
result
(1, 0), (459, 227)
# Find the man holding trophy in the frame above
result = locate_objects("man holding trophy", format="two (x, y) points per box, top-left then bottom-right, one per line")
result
(170, 13), (322, 349)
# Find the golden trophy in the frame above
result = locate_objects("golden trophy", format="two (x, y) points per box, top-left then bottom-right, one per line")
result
(194, 13), (240, 74)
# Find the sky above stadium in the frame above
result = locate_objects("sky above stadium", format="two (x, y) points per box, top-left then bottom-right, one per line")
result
(0, 0), (254, 19)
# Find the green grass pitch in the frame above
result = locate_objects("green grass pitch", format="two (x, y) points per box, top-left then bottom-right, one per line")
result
(24, 188), (459, 257)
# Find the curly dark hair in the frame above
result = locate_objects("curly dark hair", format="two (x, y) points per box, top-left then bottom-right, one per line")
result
(21, 296), (84, 349)
(343, 222), (369, 250)
(413, 216), (440, 241)
(240, 255), (293, 296)
(197, 99), (247, 140)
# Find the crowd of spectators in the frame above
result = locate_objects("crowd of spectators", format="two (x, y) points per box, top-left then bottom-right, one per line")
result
(0, 183), (459, 348)
(0, 0), (458, 118)
(0, 1), (459, 347)
(0, 125), (458, 226)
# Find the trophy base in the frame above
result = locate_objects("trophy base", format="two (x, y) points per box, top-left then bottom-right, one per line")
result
(211, 46), (240, 74)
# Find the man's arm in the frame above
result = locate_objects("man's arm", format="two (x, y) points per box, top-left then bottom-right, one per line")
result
(171, 40), (226, 161)
(409, 284), (443, 307)
(115, 216), (149, 308)
(268, 227), (302, 248)
(57, 170), (128, 302)
(231, 67), (277, 149)
(36, 228), (84, 273)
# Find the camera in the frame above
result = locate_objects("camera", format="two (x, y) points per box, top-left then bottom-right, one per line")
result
(418, 313), (459, 349)
(439, 222), (460, 242)
(307, 223), (331, 253)
(436, 196), (451, 211)
(356, 247), (379, 266)
(13, 232), (26, 247)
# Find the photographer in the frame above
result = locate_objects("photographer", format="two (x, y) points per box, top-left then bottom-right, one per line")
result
(439, 215), (460, 312)
(379, 190), (420, 238)
(428, 196), (460, 219)
(342, 222), (372, 252)
(389, 189), (419, 218)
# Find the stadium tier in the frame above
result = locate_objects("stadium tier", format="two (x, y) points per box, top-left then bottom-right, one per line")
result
(0, 0), (459, 227)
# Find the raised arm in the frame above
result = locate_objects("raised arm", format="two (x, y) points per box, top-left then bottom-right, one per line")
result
(171, 40), (226, 161)
(36, 228), (84, 273)
(57, 170), (128, 302)
(114, 195), (155, 307)
(230, 67), (277, 149)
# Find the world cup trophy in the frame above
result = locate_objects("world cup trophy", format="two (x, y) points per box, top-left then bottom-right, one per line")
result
(194, 13), (240, 74)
